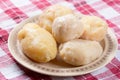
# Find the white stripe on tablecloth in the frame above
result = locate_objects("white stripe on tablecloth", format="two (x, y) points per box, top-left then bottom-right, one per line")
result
(56, 1), (76, 10)
(86, 0), (100, 4)
(0, 8), (3, 13)
(115, 50), (120, 61)
(97, 7), (119, 19)
(10, 0), (31, 7)
(0, 63), (24, 79)
(26, 10), (42, 17)
(91, 67), (108, 75)
(0, 19), (16, 29)
(0, 48), (6, 57)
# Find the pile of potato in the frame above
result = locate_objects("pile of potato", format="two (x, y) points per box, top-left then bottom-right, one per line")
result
(17, 5), (108, 66)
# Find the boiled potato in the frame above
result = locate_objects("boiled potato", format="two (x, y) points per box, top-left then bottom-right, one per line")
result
(52, 14), (84, 43)
(59, 39), (103, 66)
(39, 5), (73, 33)
(81, 15), (108, 41)
(18, 23), (57, 63)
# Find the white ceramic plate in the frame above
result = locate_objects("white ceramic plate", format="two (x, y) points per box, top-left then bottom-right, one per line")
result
(8, 15), (118, 76)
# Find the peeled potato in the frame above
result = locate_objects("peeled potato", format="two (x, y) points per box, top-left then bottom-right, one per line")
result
(52, 14), (84, 43)
(59, 39), (103, 66)
(39, 5), (73, 33)
(18, 23), (57, 63)
(81, 15), (108, 41)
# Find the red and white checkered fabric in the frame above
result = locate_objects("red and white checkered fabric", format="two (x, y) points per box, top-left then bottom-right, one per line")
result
(0, 0), (120, 80)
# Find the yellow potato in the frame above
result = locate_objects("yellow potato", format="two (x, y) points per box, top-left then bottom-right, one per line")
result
(52, 14), (84, 43)
(39, 5), (73, 33)
(59, 39), (103, 66)
(81, 15), (108, 41)
(18, 23), (57, 63)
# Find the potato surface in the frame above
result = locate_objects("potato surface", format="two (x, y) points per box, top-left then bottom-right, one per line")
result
(39, 5), (73, 33)
(59, 39), (103, 66)
(18, 23), (57, 63)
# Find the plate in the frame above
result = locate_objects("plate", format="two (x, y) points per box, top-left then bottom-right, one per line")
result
(8, 15), (118, 76)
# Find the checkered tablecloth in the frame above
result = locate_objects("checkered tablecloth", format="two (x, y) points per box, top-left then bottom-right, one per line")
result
(0, 0), (120, 80)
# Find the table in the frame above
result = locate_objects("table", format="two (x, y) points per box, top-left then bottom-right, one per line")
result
(0, 0), (120, 80)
